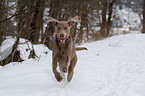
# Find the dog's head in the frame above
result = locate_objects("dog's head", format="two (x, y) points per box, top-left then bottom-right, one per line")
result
(48, 16), (81, 43)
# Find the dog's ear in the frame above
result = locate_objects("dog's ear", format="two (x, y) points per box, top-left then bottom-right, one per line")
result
(67, 16), (81, 26)
(48, 17), (59, 27)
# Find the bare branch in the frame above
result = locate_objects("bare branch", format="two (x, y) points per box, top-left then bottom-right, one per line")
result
(0, 13), (18, 24)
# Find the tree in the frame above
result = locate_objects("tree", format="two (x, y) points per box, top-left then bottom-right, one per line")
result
(78, 1), (88, 44)
(106, 0), (116, 36)
(0, 0), (6, 45)
(100, 0), (116, 37)
(17, 0), (44, 44)
(100, 0), (108, 37)
(0, 0), (27, 66)
(142, 0), (145, 33)
(29, 0), (44, 44)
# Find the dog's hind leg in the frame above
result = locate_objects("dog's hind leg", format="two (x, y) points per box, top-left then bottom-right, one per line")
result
(67, 54), (77, 82)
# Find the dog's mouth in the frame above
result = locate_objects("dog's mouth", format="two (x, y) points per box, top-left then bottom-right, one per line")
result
(56, 34), (70, 43)
(60, 40), (66, 43)
(58, 37), (66, 43)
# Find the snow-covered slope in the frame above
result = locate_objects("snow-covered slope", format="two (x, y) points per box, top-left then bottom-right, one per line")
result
(0, 34), (145, 96)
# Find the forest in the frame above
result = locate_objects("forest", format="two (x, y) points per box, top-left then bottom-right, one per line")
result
(0, 0), (145, 65)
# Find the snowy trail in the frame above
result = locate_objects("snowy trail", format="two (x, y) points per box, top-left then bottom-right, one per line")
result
(0, 34), (145, 96)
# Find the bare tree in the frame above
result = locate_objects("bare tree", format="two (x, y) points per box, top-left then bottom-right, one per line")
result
(17, 0), (44, 44)
(142, 0), (145, 33)
(0, 0), (6, 45)
(100, 0), (108, 37)
(78, 1), (88, 44)
(0, 0), (27, 66)
(29, 0), (44, 44)
(106, 0), (116, 36)
(100, 0), (116, 37)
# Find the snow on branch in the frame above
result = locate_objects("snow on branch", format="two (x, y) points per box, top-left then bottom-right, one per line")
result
(0, 46), (13, 61)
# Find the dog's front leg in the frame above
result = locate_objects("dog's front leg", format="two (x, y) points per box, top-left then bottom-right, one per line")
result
(62, 57), (70, 73)
(52, 58), (62, 82)
(59, 67), (66, 81)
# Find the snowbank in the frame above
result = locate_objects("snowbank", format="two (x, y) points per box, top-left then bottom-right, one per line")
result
(0, 34), (145, 96)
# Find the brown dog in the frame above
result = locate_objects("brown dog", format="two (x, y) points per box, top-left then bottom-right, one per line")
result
(48, 16), (84, 82)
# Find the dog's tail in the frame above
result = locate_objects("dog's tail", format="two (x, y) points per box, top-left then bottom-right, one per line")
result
(75, 47), (88, 51)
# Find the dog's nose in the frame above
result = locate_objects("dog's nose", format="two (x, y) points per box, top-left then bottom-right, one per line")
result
(60, 34), (64, 38)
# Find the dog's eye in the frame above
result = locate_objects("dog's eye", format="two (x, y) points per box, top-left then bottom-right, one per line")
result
(64, 27), (67, 30)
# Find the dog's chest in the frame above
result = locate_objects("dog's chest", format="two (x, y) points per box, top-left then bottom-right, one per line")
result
(57, 49), (67, 62)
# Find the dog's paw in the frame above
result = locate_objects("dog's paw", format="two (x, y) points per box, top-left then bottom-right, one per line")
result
(62, 67), (67, 73)
(56, 74), (63, 82)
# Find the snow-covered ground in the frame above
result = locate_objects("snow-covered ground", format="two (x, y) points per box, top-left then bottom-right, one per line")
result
(0, 34), (145, 96)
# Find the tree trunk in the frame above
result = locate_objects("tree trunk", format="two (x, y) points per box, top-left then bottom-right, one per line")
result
(142, 0), (145, 33)
(29, 0), (42, 44)
(78, 21), (84, 45)
(106, 0), (116, 37)
(78, 1), (88, 45)
(0, 0), (5, 46)
(40, 0), (45, 43)
(18, 0), (44, 44)
(0, 2), (3, 46)
(100, 0), (107, 37)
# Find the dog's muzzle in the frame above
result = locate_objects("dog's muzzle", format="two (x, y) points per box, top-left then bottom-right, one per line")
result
(55, 34), (70, 43)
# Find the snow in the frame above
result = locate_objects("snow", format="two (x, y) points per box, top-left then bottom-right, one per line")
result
(0, 34), (145, 96)
(0, 37), (15, 61)
(0, 46), (13, 61)
(112, 6), (141, 32)
(0, 37), (15, 52)
(115, 7), (141, 28)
